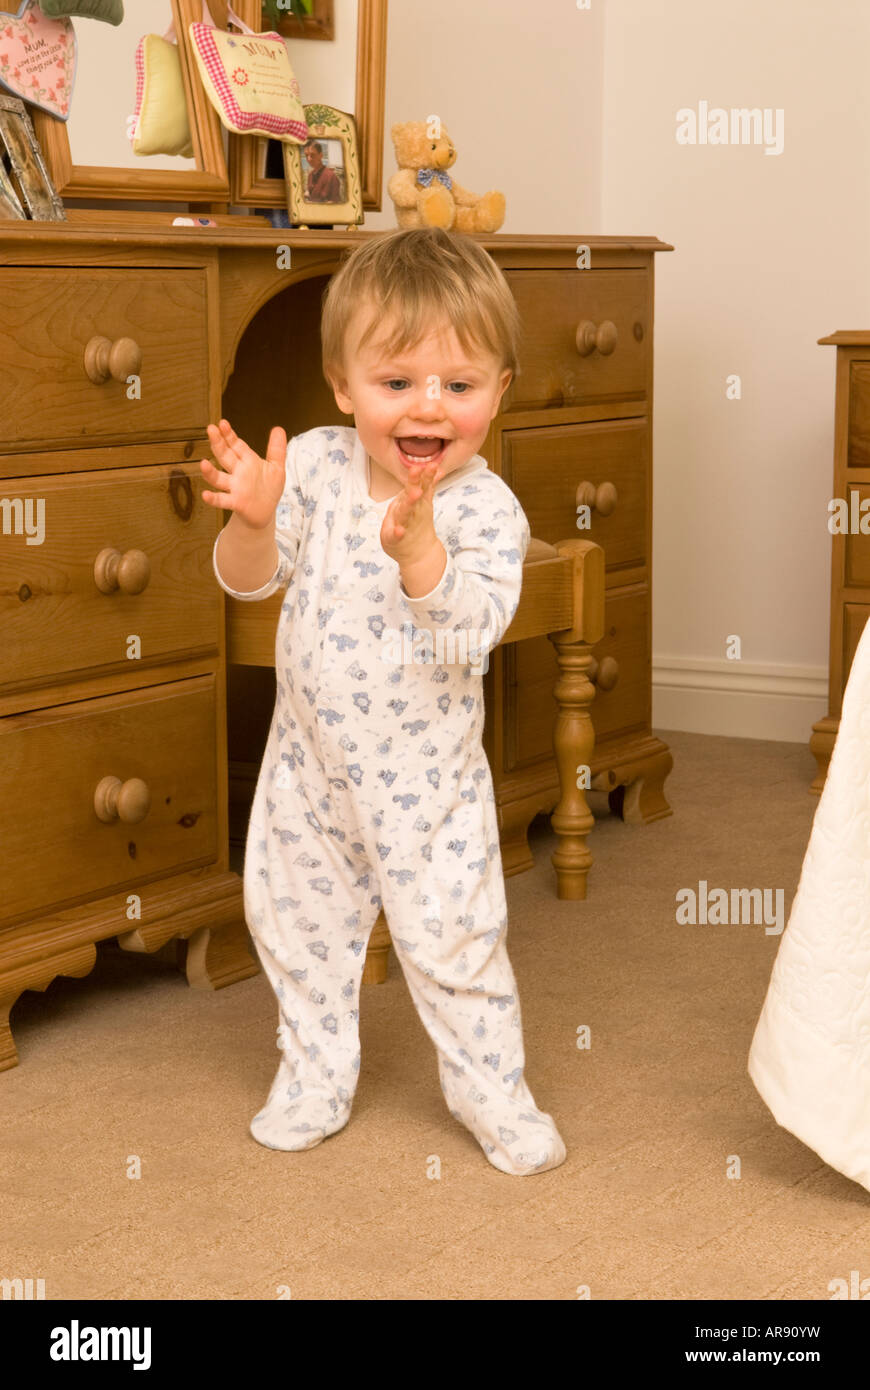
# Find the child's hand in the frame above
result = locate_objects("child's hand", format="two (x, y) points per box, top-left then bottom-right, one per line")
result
(380, 459), (445, 565)
(200, 419), (287, 531)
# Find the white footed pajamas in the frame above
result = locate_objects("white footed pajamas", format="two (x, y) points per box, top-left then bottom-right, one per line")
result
(213, 426), (566, 1176)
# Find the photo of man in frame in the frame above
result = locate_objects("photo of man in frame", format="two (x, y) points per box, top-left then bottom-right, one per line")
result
(302, 136), (345, 204)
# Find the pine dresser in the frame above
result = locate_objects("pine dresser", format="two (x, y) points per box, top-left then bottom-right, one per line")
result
(0, 217), (672, 1068)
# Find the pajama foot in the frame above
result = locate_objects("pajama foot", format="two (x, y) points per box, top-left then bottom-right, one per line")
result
(249, 1054), (351, 1152)
(451, 1092), (567, 1175)
(250, 1111), (349, 1152)
(441, 1058), (568, 1175)
(478, 1123), (567, 1178)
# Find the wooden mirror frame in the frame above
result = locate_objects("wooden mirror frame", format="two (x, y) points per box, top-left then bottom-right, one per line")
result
(30, 0), (232, 204)
(230, 0), (387, 209)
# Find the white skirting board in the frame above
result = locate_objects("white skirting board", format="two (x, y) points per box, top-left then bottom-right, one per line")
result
(652, 656), (828, 743)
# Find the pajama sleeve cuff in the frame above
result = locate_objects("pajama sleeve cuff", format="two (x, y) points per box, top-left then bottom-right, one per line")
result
(398, 550), (453, 609)
(212, 531), (283, 601)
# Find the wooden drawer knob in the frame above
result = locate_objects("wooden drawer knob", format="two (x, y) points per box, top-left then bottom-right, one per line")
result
(576, 480), (618, 516)
(575, 319), (618, 357)
(588, 655), (620, 691)
(84, 334), (143, 384)
(93, 547), (151, 595)
(93, 775), (151, 824)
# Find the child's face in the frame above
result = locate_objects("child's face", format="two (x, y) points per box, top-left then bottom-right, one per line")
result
(329, 304), (512, 498)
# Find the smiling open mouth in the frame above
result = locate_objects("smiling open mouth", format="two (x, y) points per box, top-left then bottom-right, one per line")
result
(395, 436), (448, 467)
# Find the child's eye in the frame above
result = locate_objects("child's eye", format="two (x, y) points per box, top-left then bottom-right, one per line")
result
(381, 378), (471, 393)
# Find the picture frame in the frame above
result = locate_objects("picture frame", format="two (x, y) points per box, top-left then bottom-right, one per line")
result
(284, 104), (362, 226)
(230, 0), (386, 209)
(29, 0), (231, 204)
(0, 94), (65, 221)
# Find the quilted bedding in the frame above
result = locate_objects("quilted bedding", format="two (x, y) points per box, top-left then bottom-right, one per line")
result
(748, 618), (870, 1195)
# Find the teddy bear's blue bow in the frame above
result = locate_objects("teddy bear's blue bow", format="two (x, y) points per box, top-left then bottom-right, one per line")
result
(416, 168), (452, 190)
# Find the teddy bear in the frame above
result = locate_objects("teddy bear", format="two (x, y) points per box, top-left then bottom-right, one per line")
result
(387, 121), (505, 234)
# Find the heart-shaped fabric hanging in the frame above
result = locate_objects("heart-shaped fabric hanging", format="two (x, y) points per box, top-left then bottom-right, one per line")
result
(0, 0), (76, 120)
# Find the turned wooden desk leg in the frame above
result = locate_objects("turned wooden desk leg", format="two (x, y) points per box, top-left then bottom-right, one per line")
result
(363, 910), (391, 984)
(184, 921), (259, 990)
(548, 634), (597, 900)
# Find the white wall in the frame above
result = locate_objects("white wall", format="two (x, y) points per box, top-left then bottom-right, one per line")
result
(364, 0), (605, 234)
(601, 0), (870, 739)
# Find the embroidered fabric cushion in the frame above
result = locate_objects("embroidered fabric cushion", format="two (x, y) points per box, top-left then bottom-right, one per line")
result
(129, 32), (193, 159)
(38, 0), (123, 23)
(187, 21), (307, 141)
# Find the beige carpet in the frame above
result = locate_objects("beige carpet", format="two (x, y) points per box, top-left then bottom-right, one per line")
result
(3, 729), (869, 1300)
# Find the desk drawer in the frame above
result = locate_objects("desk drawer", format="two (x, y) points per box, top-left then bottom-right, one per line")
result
(847, 361), (870, 467)
(0, 268), (209, 451)
(502, 419), (648, 571)
(0, 462), (219, 692)
(843, 604), (870, 700)
(844, 486), (870, 588)
(504, 269), (649, 411)
(0, 677), (218, 926)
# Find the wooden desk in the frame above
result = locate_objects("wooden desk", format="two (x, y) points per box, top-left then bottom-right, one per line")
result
(0, 215), (662, 1066)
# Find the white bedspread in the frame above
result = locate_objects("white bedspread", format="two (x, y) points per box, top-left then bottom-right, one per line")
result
(749, 619), (870, 1195)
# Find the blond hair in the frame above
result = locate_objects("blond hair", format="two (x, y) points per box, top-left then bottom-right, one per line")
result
(320, 226), (521, 386)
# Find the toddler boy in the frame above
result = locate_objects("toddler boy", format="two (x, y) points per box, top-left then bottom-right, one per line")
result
(203, 226), (566, 1176)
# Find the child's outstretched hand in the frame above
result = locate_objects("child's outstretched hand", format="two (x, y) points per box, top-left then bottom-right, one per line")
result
(380, 458), (445, 565)
(200, 419), (287, 531)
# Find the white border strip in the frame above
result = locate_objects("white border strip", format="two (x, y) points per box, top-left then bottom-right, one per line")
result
(652, 656), (828, 742)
